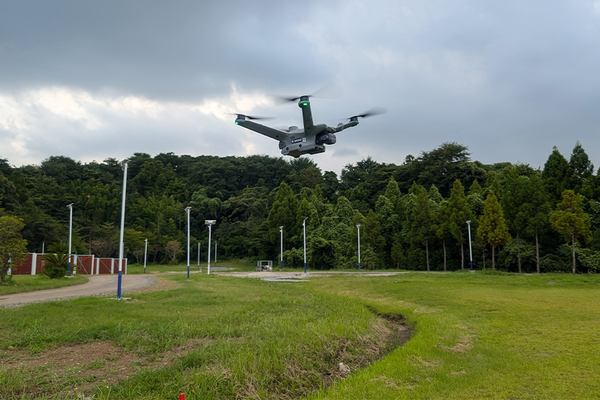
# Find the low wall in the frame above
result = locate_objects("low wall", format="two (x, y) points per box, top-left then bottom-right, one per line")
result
(10, 254), (128, 276)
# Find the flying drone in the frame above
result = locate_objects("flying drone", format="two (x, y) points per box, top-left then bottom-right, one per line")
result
(234, 95), (384, 157)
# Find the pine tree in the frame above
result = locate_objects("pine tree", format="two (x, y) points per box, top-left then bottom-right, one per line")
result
(447, 180), (471, 269)
(477, 193), (511, 269)
(412, 185), (435, 271)
(542, 146), (570, 201)
(569, 142), (594, 191)
(550, 190), (591, 273)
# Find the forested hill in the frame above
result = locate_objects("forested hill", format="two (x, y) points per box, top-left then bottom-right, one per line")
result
(1, 142), (599, 272)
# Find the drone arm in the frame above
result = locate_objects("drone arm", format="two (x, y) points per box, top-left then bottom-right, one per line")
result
(236, 119), (287, 141)
(328, 118), (359, 133)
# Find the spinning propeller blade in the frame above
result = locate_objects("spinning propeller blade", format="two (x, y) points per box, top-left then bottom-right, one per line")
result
(232, 113), (272, 121)
(275, 94), (313, 103)
(346, 107), (386, 120)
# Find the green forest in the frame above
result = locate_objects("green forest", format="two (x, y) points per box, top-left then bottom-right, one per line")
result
(1, 142), (599, 273)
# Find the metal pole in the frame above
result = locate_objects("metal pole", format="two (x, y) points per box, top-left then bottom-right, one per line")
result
(303, 217), (308, 274)
(467, 220), (473, 270)
(66, 203), (73, 275)
(197, 242), (200, 268)
(207, 224), (212, 275)
(356, 224), (361, 269)
(185, 207), (191, 279)
(117, 162), (128, 300)
(215, 240), (218, 264)
(279, 226), (284, 269)
(41, 241), (45, 255)
(143, 238), (148, 273)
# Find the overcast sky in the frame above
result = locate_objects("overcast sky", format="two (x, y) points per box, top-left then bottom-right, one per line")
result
(1, 1), (600, 173)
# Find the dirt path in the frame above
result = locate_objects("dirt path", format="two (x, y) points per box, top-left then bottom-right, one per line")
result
(0, 275), (157, 307)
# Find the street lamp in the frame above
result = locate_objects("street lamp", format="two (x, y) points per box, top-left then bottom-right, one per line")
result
(466, 220), (473, 270)
(66, 203), (74, 275)
(143, 238), (148, 274)
(302, 217), (308, 274)
(215, 240), (218, 263)
(356, 223), (362, 269)
(205, 220), (216, 274)
(197, 241), (201, 270)
(117, 162), (128, 300)
(279, 226), (284, 269)
(185, 206), (191, 279)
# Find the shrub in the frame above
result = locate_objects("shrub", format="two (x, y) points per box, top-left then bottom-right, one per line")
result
(575, 248), (600, 272)
(43, 253), (68, 278)
(283, 248), (303, 268)
(539, 254), (569, 273)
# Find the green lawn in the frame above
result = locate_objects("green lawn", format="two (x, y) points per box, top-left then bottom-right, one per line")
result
(0, 275), (88, 296)
(0, 272), (599, 399)
(309, 272), (600, 399)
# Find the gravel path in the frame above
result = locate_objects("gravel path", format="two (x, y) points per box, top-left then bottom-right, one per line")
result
(0, 275), (157, 307)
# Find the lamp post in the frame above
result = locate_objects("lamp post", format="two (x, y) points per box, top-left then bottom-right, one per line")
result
(302, 217), (308, 274)
(185, 206), (191, 279)
(466, 220), (473, 270)
(356, 223), (362, 269)
(205, 220), (216, 274)
(197, 241), (201, 270)
(117, 162), (128, 300)
(143, 238), (148, 274)
(215, 240), (218, 263)
(279, 226), (284, 269)
(66, 203), (74, 275)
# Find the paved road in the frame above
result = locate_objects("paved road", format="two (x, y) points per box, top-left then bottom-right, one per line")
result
(0, 275), (157, 307)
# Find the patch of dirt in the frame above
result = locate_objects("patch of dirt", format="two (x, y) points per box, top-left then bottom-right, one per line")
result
(1, 337), (211, 398)
(448, 334), (474, 353)
(137, 276), (180, 293)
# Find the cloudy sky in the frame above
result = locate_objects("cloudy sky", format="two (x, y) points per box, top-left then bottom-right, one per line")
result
(1, 1), (600, 173)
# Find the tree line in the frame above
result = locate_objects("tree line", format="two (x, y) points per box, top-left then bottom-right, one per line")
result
(1, 142), (599, 273)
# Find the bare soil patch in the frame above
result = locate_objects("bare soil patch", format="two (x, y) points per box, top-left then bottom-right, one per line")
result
(1, 338), (211, 398)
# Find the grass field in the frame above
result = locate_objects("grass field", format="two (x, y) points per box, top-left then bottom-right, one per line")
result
(0, 271), (599, 399)
(0, 275), (88, 296)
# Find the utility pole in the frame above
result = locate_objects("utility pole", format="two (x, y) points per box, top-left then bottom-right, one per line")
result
(205, 220), (216, 274)
(279, 226), (284, 269)
(66, 203), (74, 275)
(303, 217), (308, 274)
(185, 207), (191, 279)
(356, 223), (362, 269)
(467, 220), (474, 270)
(143, 238), (148, 273)
(197, 242), (201, 270)
(117, 162), (128, 300)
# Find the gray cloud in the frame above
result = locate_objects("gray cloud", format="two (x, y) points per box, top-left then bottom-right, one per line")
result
(1, 0), (600, 172)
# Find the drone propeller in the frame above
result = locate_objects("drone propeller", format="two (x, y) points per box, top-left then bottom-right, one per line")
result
(232, 113), (272, 121)
(346, 107), (386, 120)
(275, 94), (314, 103)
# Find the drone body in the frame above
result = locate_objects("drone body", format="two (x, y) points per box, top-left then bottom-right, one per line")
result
(234, 96), (381, 158)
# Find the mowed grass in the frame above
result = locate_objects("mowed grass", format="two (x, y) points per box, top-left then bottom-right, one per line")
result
(0, 275), (88, 295)
(0, 274), (380, 399)
(1, 271), (599, 399)
(307, 272), (600, 399)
